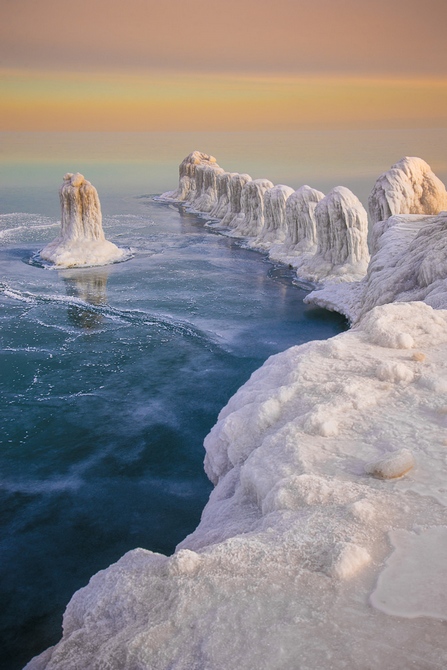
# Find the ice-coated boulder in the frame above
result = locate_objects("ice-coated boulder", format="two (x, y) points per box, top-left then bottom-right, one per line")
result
(160, 151), (218, 202)
(368, 156), (447, 225)
(257, 184), (295, 246)
(293, 186), (369, 283)
(188, 164), (225, 213)
(284, 185), (325, 251)
(209, 172), (238, 219)
(39, 173), (126, 268)
(220, 173), (252, 228)
(231, 178), (274, 237)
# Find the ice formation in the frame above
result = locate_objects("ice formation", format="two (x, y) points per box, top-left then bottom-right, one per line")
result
(26, 302), (447, 670)
(160, 151), (218, 202)
(368, 156), (447, 225)
(39, 173), (126, 269)
(209, 172), (236, 219)
(284, 185), (325, 251)
(230, 178), (274, 237)
(220, 173), (252, 228)
(189, 164), (225, 213)
(255, 184), (295, 247)
(291, 186), (370, 283)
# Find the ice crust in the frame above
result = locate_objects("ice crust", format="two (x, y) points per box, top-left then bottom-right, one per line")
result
(27, 154), (447, 670)
(39, 173), (126, 268)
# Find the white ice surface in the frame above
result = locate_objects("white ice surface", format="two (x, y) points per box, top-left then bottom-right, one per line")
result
(160, 151), (218, 202)
(27, 302), (447, 670)
(368, 156), (447, 225)
(39, 173), (126, 268)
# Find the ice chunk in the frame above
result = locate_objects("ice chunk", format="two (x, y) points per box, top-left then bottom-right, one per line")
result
(39, 173), (126, 268)
(365, 449), (415, 479)
(160, 150), (218, 201)
(368, 156), (447, 225)
(220, 173), (252, 228)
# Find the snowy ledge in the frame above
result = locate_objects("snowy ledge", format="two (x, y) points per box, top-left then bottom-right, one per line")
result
(26, 155), (447, 669)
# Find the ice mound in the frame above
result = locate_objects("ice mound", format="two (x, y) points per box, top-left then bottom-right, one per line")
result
(27, 301), (447, 669)
(39, 173), (127, 269)
(368, 156), (447, 225)
(231, 178), (274, 237)
(160, 151), (218, 202)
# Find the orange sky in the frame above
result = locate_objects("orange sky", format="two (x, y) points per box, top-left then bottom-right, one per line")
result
(0, 0), (446, 131)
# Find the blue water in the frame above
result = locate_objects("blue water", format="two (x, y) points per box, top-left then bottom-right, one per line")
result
(0, 160), (348, 670)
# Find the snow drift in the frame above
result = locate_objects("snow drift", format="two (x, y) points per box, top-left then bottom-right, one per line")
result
(39, 173), (127, 268)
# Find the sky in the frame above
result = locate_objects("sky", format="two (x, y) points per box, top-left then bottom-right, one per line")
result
(0, 0), (446, 131)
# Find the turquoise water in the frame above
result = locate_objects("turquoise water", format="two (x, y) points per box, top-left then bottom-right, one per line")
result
(1, 129), (445, 669)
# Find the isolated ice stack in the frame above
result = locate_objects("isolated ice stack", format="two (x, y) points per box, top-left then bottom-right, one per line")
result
(293, 186), (369, 283)
(160, 151), (219, 202)
(255, 184), (295, 248)
(39, 173), (126, 269)
(368, 156), (447, 225)
(231, 178), (274, 237)
(220, 173), (253, 228)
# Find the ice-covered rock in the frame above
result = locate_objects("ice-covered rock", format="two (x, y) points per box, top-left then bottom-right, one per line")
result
(368, 156), (447, 225)
(255, 184), (295, 247)
(220, 173), (252, 228)
(39, 173), (127, 268)
(231, 178), (274, 237)
(284, 185), (325, 251)
(27, 301), (447, 670)
(293, 186), (369, 284)
(160, 151), (218, 202)
(188, 164), (225, 213)
(209, 172), (237, 219)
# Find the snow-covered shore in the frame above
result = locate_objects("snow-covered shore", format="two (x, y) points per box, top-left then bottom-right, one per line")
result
(26, 154), (447, 670)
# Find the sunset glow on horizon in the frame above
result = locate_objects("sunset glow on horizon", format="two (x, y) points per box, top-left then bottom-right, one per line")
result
(1, 68), (446, 132)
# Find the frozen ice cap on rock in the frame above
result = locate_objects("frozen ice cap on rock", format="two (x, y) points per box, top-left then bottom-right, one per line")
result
(188, 164), (225, 213)
(231, 178), (274, 237)
(160, 151), (218, 201)
(284, 185), (325, 251)
(368, 156), (447, 225)
(256, 184), (295, 247)
(294, 186), (369, 283)
(220, 172), (252, 228)
(209, 172), (237, 219)
(39, 173), (126, 269)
